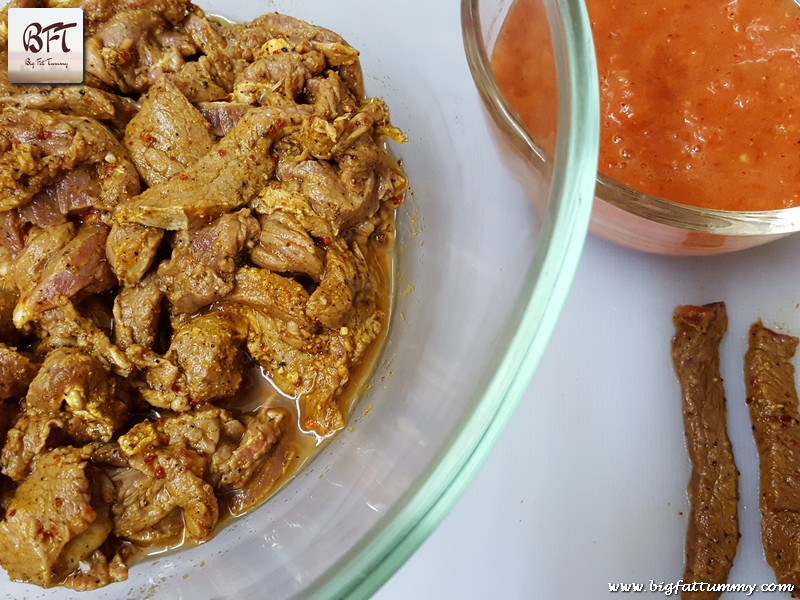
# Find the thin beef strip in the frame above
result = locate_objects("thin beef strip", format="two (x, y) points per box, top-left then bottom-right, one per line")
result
(105, 222), (164, 286)
(156, 208), (260, 313)
(112, 274), (163, 352)
(129, 309), (247, 411)
(198, 102), (253, 137)
(0, 108), (139, 212)
(116, 421), (218, 544)
(19, 165), (103, 227)
(220, 12), (363, 98)
(0, 50), (138, 129)
(12, 223), (115, 328)
(115, 107), (296, 230)
(124, 77), (214, 187)
(745, 322), (800, 596)
(0, 210), (26, 278)
(0, 344), (38, 401)
(0, 288), (18, 344)
(33, 303), (132, 376)
(85, 7), (195, 94)
(671, 303), (739, 599)
(0, 446), (125, 589)
(250, 211), (325, 281)
(1, 347), (129, 483)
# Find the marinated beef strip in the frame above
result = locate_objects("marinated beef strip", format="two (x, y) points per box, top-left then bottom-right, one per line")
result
(0, 446), (125, 589)
(745, 322), (800, 595)
(671, 302), (738, 599)
(114, 107), (294, 230)
(0, 108), (139, 212)
(124, 77), (214, 187)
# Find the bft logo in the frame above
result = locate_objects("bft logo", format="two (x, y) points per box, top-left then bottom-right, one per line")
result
(7, 8), (84, 84)
(22, 21), (78, 54)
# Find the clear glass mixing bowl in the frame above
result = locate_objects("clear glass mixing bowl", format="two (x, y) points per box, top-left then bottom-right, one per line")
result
(0, 1), (598, 598)
(478, 0), (800, 256)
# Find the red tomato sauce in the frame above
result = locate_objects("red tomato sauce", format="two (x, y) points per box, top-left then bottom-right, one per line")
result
(493, 0), (800, 211)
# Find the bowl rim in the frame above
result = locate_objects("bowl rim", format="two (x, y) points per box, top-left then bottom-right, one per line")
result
(306, 0), (599, 597)
(596, 172), (800, 236)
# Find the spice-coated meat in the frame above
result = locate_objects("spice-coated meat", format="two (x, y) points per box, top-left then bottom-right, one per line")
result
(0, 2), (405, 590)
(0, 343), (38, 401)
(156, 208), (260, 313)
(105, 222), (164, 286)
(0, 108), (139, 212)
(112, 274), (163, 351)
(671, 302), (739, 600)
(13, 223), (115, 328)
(745, 322), (800, 597)
(124, 77), (214, 187)
(250, 211), (325, 280)
(115, 107), (290, 230)
(0, 447), (124, 589)
(85, 6), (195, 94)
(1, 347), (128, 482)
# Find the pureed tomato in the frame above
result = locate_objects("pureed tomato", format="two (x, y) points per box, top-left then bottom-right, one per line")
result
(493, 0), (800, 211)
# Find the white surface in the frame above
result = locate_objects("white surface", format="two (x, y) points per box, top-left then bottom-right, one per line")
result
(377, 230), (800, 599)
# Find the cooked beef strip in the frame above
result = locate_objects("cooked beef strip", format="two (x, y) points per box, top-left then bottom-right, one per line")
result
(0, 447), (124, 588)
(124, 77), (214, 187)
(115, 107), (296, 230)
(745, 322), (800, 595)
(0, 344), (38, 402)
(671, 303), (738, 599)
(0, 108), (139, 212)
(156, 209), (260, 313)
(105, 222), (164, 287)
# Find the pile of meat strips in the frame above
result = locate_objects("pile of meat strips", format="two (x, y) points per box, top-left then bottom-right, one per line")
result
(0, 0), (406, 590)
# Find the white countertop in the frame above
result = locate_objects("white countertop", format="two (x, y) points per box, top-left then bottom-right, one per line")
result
(375, 229), (800, 599)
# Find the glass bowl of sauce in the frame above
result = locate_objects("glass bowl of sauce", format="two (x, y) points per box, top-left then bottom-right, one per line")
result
(478, 0), (800, 255)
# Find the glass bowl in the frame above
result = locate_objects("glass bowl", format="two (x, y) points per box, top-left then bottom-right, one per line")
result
(473, 0), (800, 257)
(0, 1), (597, 598)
